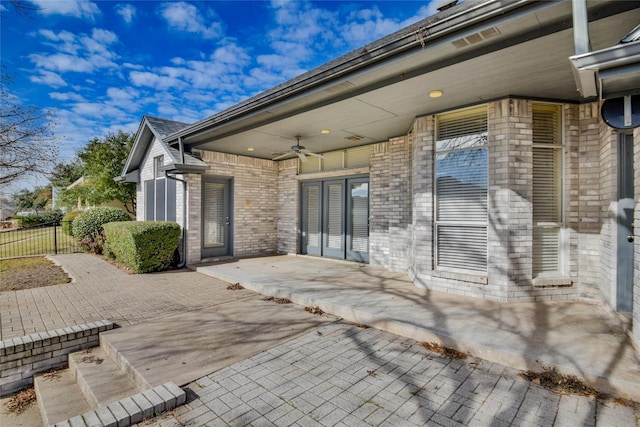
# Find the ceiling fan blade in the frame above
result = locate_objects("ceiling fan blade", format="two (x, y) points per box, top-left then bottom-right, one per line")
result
(296, 151), (308, 162)
(305, 151), (326, 159)
(272, 152), (292, 160)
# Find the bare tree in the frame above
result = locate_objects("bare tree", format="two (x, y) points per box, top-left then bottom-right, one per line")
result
(2, 1), (41, 18)
(0, 72), (58, 185)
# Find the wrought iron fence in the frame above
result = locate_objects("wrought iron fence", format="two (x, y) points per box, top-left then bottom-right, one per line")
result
(0, 221), (83, 259)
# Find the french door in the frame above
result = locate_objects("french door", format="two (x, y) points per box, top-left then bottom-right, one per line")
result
(301, 177), (369, 262)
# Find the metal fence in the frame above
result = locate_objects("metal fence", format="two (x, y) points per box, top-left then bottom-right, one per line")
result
(0, 221), (83, 259)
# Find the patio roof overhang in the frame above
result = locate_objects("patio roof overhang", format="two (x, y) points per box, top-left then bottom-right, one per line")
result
(162, 0), (639, 161)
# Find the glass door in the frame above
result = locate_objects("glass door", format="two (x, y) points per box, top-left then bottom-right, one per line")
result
(346, 178), (369, 262)
(202, 178), (231, 257)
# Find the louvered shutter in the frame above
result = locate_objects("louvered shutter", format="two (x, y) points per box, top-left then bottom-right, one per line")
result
(532, 104), (563, 275)
(144, 180), (154, 220)
(435, 106), (488, 272)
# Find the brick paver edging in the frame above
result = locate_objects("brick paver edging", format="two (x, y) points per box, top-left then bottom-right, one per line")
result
(53, 382), (186, 427)
(0, 320), (114, 396)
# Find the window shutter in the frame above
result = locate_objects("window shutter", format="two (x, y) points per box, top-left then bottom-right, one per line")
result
(144, 180), (154, 220)
(532, 104), (562, 276)
(167, 178), (177, 222)
(435, 106), (488, 273)
(155, 179), (166, 221)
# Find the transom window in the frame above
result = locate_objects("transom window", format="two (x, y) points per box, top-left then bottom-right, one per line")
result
(434, 106), (488, 273)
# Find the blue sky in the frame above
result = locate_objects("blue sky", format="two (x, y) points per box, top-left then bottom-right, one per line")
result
(1, 0), (437, 193)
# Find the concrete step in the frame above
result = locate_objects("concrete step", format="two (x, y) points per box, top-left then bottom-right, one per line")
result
(69, 347), (140, 408)
(34, 368), (92, 426)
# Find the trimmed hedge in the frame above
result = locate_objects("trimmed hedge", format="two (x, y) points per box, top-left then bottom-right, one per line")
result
(16, 210), (64, 227)
(103, 221), (181, 273)
(72, 207), (130, 243)
(62, 210), (83, 236)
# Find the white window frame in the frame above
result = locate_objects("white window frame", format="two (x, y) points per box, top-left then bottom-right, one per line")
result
(532, 103), (565, 277)
(434, 105), (488, 274)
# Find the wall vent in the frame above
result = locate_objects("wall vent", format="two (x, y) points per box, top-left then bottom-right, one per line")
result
(451, 26), (501, 48)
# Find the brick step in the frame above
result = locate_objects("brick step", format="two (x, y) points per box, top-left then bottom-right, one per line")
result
(69, 347), (139, 408)
(34, 368), (92, 426)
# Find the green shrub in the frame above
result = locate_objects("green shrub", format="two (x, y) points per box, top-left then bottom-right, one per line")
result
(103, 221), (181, 273)
(62, 210), (83, 236)
(15, 210), (64, 227)
(72, 207), (130, 252)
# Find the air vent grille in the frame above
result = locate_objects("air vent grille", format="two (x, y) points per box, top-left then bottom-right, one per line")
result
(451, 27), (500, 49)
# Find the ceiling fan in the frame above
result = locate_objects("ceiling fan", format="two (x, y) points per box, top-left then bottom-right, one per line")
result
(272, 136), (325, 162)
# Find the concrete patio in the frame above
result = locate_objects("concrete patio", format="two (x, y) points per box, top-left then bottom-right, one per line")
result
(193, 254), (640, 401)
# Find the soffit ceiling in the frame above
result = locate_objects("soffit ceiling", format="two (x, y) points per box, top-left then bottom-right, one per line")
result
(185, 3), (640, 160)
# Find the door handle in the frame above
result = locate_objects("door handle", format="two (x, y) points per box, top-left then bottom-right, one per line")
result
(225, 217), (230, 225)
(628, 235), (634, 243)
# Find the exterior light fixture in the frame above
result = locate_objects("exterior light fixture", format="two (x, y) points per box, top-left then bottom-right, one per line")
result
(429, 90), (443, 98)
(321, 129), (331, 134)
(247, 147), (255, 152)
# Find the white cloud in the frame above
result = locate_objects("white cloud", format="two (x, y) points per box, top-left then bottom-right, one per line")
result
(30, 71), (67, 87)
(29, 29), (119, 77)
(49, 92), (85, 102)
(29, 0), (101, 20)
(129, 71), (186, 91)
(157, 2), (222, 39)
(115, 3), (136, 24)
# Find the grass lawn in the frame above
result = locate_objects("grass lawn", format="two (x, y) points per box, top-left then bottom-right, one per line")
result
(0, 257), (71, 291)
(0, 225), (80, 259)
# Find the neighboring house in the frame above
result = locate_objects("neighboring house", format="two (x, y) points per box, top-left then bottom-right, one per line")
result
(63, 176), (134, 217)
(120, 1), (640, 346)
(0, 198), (17, 221)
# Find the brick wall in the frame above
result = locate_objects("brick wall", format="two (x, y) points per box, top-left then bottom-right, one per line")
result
(196, 151), (279, 259)
(369, 136), (412, 271)
(598, 118), (619, 308)
(277, 159), (299, 254)
(0, 321), (114, 397)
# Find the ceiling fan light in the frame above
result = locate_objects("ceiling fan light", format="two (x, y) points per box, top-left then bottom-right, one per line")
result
(345, 135), (363, 142)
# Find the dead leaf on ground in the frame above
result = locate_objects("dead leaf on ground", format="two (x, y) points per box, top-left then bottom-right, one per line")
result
(226, 283), (244, 290)
(4, 388), (36, 414)
(420, 341), (469, 360)
(519, 367), (600, 398)
(263, 296), (292, 304)
(305, 306), (324, 315)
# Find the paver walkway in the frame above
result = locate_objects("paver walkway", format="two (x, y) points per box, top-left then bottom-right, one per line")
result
(1, 254), (639, 426)
(144, 323), (638, 427)
(0, 254), (243, 340)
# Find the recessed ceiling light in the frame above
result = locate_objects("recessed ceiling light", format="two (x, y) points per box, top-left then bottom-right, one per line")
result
(247, 147), (254, 152)
(321, 129), (331, 134)
(429, 90), (443, 98)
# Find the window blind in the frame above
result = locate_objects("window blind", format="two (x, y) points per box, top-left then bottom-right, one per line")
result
(203, 182), (225, 248)
(350, 182), (369, 252)
(435, 106), (488, 272)
(326, 183), (343, 249)
(532, 104), (562, 276)
(306, 185), (320, 248)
